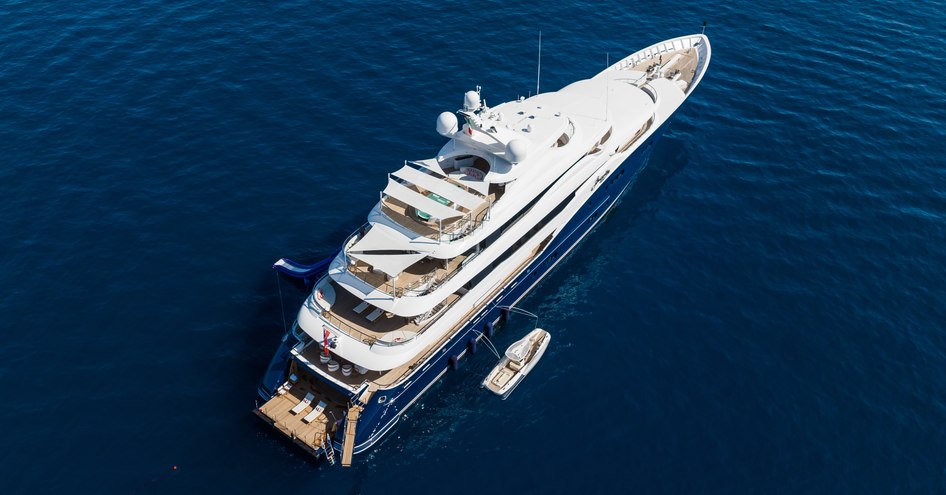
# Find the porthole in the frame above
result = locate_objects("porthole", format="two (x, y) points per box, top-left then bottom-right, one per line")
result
(378, 396), (388, 404)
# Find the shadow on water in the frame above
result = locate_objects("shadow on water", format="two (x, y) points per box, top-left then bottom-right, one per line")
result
(607, 130), (691, 224)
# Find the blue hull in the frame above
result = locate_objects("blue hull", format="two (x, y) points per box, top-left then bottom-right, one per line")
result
(260, 117), (672, 457)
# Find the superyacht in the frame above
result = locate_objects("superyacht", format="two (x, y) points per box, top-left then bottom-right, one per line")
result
(256, 34), (711, 466)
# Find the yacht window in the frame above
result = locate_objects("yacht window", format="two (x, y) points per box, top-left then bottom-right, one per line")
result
(553, 121), (576, 148)
(640, 85), (658, 103)
(617, 117), (653, 153)
(599, 127), (612, 145)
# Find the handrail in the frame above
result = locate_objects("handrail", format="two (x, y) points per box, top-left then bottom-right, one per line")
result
(307, 275), (462, 348)
(302, 291), (380, 346)
(341, 222), (371, 266)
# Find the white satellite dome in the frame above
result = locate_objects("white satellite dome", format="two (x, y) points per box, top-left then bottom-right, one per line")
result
(505, 139), (530, 164)
(463, 90), (481, 111)
(436, 112), (458, 137)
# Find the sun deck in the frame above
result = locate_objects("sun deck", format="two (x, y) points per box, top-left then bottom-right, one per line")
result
(379, 180), (501, 241)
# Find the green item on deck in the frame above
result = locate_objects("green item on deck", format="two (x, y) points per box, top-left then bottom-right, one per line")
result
(416, 193), (450, 221)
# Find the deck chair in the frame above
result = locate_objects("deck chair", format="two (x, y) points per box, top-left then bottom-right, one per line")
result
(365, 307), (383, 322)
(291, 392), (315, 415)
(353, 301), (369, 314)
(278, 373), (301, 395)
(303, 401), (327, 424)
(277, 382), (293, 395)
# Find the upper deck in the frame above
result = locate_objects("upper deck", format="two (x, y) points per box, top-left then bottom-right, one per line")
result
(377, 160), (504, 242)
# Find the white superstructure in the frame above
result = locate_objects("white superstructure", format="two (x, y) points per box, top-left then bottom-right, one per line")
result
(295, 35), (711, 375)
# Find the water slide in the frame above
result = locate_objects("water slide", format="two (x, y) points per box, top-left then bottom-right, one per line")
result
(272, 249), (340, 280)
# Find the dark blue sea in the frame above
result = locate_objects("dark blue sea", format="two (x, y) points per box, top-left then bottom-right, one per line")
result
(3, 0), (946, 492)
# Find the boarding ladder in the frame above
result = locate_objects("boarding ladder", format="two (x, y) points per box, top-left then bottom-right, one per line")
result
(321, 434), (336, 465)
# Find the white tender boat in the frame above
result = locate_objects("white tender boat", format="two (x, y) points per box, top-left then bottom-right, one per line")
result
(483, 328), (551, 399)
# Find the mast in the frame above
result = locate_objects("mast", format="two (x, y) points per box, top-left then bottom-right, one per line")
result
(536, 30), (542, 95)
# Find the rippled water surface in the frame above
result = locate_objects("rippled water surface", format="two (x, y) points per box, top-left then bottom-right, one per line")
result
(2, 0), (946, 492)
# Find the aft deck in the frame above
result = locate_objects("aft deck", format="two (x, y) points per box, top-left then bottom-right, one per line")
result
(255, 361), (348, 454)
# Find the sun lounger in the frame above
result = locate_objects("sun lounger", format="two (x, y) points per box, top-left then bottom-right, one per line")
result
(366, 307), (383, 322)
(291, 392), (315, 414)
(353, 301), (369, 314)
(303, 401), (327, 423)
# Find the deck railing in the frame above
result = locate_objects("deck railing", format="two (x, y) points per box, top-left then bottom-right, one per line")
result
(306, 274), (462, 348)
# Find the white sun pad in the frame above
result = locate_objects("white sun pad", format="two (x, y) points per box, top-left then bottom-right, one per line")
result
(347, 223), (430, 277)
(382, 178), (464, 221)
(351, 251), (427, 278)
(391, 165), (483, 211)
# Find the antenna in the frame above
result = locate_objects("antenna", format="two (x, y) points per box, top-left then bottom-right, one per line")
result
(535, 30), (542, 96)
(701, 21), (707, 35)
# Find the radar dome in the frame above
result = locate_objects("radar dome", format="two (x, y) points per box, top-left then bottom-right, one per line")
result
(436, 112), (458, 137)
(506, 139), (530, 164)
(463, 90), (481, 111)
